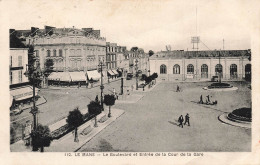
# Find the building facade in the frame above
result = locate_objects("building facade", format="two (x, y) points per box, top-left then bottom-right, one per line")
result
(28, 27), (107, 72)
(9, 48), (39, 108)
(10, 48), (29, 87)
(150, 50), (251, 81)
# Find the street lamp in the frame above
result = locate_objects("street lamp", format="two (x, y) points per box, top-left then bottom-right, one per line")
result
(24, 61), (40, 151)
(98, 60), (105, 111)
(135, 59), (138, 90)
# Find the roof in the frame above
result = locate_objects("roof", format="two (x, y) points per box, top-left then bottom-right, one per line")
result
(151, 50), (251, 59)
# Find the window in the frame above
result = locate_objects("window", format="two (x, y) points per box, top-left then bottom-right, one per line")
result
(47, 50), (51, 57)
(230, 64), (237, 78)
(160, 64), (167, 74)
(10, 56), (12, 67)
(10, 71), (12, 84)
(35, 50), (39, 57)
(59, 49), (62, 57)
(201, 64), (208, 78)
(215, 64), (223, 77)
(18, 56), (22, 67)
(53, 50), (56, 57)
(187, 64), (194, 74)
(19, 70), (22, 83)
(173, 64), (180, 74)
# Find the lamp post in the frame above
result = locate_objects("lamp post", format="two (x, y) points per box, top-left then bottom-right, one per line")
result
(24, 61), (39, 151)
(135, 59), (138, 90)
(218, 51), (222, 84)
(98, 60), (105, 111)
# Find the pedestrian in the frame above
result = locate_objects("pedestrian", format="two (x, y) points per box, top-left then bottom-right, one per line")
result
(113, 88), (116, 95)
(178, 115), (184, 128)
(199, 95), (203, 104)
(184, 113), (190, 126)
(95, 95), (99, 103)
(206, 95), (210, 103)
(176, 85), (180, 92)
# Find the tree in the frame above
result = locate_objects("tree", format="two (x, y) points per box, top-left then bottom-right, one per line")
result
(66, 107), (84, 142)
(148, 50), (154, 57)
(43, 58), (54, 77)
(130, 47), (139, 52)
(103, 94), (116, 118)
(31, 124), (52, 152)
(88, 100), (102, 127)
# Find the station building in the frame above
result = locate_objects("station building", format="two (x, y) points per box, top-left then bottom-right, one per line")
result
(150, 50), (251, 82)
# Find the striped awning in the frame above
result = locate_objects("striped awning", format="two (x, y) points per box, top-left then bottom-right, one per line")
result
(10, 86), (39, 101)
(112, 69), (119, 75)
(107, 70), (115, 76)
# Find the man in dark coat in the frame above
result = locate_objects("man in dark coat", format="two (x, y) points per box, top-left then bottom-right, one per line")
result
(184, 113), (190, 126)
(178, 115), (184, 128)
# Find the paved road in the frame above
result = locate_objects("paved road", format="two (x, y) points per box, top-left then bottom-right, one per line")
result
(78, 81), (251, 152)
(10, 78), (137, 142)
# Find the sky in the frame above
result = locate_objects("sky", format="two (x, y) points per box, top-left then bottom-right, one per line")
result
(5, 0), (259, 52)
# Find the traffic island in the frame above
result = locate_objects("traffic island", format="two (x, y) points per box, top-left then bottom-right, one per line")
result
(218, 108), (251, 129)
(203, 82), (238, 91)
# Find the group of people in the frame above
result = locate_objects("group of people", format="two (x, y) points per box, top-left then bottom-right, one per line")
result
(178, 113), (190, 128)
(199, 95), (217, 105)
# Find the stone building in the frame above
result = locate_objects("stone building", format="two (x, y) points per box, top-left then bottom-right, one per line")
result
(106, 42), (127, 78)
(14, 26), (107, 85)
(150, 50), (251, 81)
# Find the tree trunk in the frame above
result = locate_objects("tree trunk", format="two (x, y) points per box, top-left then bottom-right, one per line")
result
(108, 106), (111, 117)
(40, 146), (44, 152)
(94, 115), (98, 127)
(74, 127), (78, 142)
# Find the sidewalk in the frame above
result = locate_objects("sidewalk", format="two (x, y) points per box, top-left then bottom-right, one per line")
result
(10, 108), (125, 152)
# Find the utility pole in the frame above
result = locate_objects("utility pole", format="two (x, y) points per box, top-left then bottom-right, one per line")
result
(98, 60), (105, 111)
(223, 39), (225, 50)
(135, 59), (138, 90)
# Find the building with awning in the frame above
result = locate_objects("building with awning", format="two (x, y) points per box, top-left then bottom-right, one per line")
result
(69, 72), (86, 82)
(48, 72), (72, 82)
(86, 70), (101, 81)
(10, 86), (39, 102)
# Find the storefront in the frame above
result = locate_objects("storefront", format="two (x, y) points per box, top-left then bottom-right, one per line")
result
(10, 85), (39, 108)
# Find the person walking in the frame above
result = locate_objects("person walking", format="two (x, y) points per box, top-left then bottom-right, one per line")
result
(199, 95), (203, 104)
(178, 115), (184, 128)
(184, 113), (190, 126)
(176, 85), (180, 92)
(206, 95), (210, 103)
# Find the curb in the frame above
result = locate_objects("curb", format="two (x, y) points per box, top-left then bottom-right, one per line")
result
(74, 109), (125, 152)
(218, 113), (251, 129)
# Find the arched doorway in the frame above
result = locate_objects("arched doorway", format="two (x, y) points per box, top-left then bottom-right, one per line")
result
(245, 64), (251, 81)
(201, 64), (208, 78)
(215, 64), (223, 78)
(230, 64), (237, 79)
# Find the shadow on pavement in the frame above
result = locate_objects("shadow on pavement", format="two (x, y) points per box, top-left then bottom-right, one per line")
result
(168, 121), (178, 126)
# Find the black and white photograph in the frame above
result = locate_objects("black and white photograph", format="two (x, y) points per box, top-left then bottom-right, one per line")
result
(1, 0), (260, 164)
